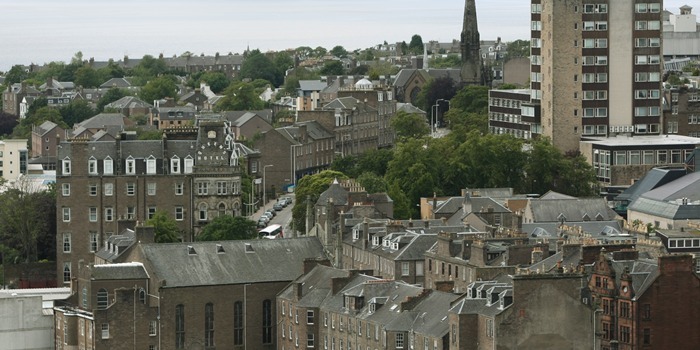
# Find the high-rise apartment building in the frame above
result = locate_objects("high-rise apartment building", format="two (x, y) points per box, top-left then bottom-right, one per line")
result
(492, 0), (664, 153)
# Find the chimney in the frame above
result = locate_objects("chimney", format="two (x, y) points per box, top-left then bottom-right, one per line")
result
(135, 225), (155, 244)
(363, 217), (370, 248)
(304, 258), (331, 274)
(531, 246), (544, 265)
(612, 249), (639, 261)
(659, 254), (694, 273)
(432, 193), (437, 219)
(293, 282), (303, 300)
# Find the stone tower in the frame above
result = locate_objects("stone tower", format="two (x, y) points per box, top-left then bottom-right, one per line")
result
(460, 0), (482, 85)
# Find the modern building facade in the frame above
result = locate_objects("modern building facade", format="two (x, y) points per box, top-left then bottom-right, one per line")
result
(0, 139), (28, 182)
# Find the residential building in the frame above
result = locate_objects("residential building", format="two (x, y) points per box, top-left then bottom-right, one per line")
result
(589, 251), (700, 349)
(222, 111), (274, 141)
(0, 139), (28, 182)
(663, 87), (700, 137)
(68, 113), (134, 139)
(55, 238), (327, 350)
(0, 288), (70, 350)
(55, 117), (250, 283)
(149, 105), (196, 129)
(103, 96), (151, 117)
(31, 121), (66, 160)
(488, 89), (537, 139)
(3, 82), (41, 117)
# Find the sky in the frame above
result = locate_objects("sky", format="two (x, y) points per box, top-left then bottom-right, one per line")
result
(1, 0), (694, 72)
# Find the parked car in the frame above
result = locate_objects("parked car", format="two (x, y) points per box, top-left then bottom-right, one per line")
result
(261, 212), (273, 221)
(281, 196), (293, 206)
(264, 209), (276, 217)
(273, 202), (284, 211)
(257, 220), (268, 228)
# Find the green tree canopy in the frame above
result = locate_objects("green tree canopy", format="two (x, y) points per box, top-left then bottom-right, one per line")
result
(214, 81), (265, 112)
(5, 65), (29, 85)
(429, 54), (462, 68)
(504, 39), (531, 61)
(96, 59), (125, 82)
(408, 34), (424, 55)
(73, 66), (101, 88)
(129, 55), (168, 86)
(357, 172), (387, 194)
(391, 110), (430, 141)
(197, 216), (258, 241)
(240, 50), (282, 87)
(146, 211), (181, 243)
(14, 106), (66, 138)
(320, 61), (345, 75)
(330, 45), (349, 58)
(97, 88), (128, 112)
(292, 170), (348, 234)
(0, 183), (56, 263)
(139, 75), (178, 104)
(59, 99), (96, 126)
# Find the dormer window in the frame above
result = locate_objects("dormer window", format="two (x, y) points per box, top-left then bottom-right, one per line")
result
(126, 156), (135, 175)
(372, 236), (379, 246)
(146, 156), (156, 174)
(103, 157), (113, 175)
(352, 229), (360, 241)
(171, 156), (180, 174)
(383, 239), (390, 247)
(62, 157), (71, 175)
(88, 157), (98, 175)
(392, 242), (399, 250)
(184, 156), (194, 174)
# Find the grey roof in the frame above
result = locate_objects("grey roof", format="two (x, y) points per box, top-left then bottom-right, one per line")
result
(91, 262), (149, 280)
(105, 96), (151, 109)
(522, 221), (625, 240)
(75, 113), (129, 129)
(396, 103), (426, 114)
(99, 78), (133, 89)
(616, 168), (687, 202)
(139, 237), (326, 287)
(527, 198), (618, 222)
(435, 197), (463, 215)
(628, 171), (700, 219)
(609, 258), (659, 300)
(278, 264), (351, 308)
(395, 234), (438, 260)
(539, 191), (577, 200)
(317, 180), (349, 206)
(299, 80), (328, 92)
(323, 97), (360, 110)
(408, 291), (460, 337)
(35, 121), (61, 136)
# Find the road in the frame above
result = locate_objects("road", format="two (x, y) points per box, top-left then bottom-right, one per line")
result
(253, 193), (297, 238)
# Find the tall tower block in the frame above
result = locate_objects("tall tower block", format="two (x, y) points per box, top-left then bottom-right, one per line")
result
(461, 0), (482, 85)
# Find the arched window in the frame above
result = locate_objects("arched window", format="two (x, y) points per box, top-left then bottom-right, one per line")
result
(233, 301), (243, 345)
(97, 288), (108, 309)
(139, 288), (146, 304)
(262, 299), (272, 343)
(205, 303), (214, 347)
(199, 203), (208, 221)
(175, 304), (185, 349)
(218, 203), (226, 217)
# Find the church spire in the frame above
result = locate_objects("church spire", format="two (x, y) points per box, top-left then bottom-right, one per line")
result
(460, 0), (482, 85)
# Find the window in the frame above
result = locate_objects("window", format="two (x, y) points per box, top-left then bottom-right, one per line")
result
(103, 157), (113, 175)
(198, 203), (208, 221)
(217, 181), (227, 195)
(396, 333), (405, 349)
(97, 288), (108, 309)
(205, 303), (214, 347)
(104, 183), (113, 196)
(62, 158), (71, 175)
(175, 183), (184, 195)
(262, 300), (273, 344)
(149, 320), (157, 336)
(146, 156), (156, 175)
(89, 184), (97, 196)
(62, 207), (71, 222)
(487, 319), (494, 337)
(402, 262), (410, 276)
(63, 233), (71, 253)
(416, 261), (424, 276)
(197, 182), (209, 195)
(61, 183), (70, 196)
(643, 328), (651, 345)
(234, 301), (243, 345)
(175, 304), (185, 349)
(184, 157), (194, 174)
(127, 206), (135, 220)
(104, 207), (113, 222)
(88, 157), (98, 175)
(101, 323), (109, 339)
(307, 334), (315, 348)
(127, 183), (135, 196)
(307, 310), (314, 325)
(90, 232), (99, 252)
(147, 182), (156, 196)
(89, 207), (97, 222)
(148, 206), (157, 220)
(171, 157), (180, 174)
(620, 326), (631, 343)
(126, 157), (135, 174)
(175, 206), (184, 221)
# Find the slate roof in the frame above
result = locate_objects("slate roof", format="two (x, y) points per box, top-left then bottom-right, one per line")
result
(395, 234), (439, 260)
(299, 80), (328, 92)
(527, 198), (618, 222)
(539, 191), (577, 200)
(35, 121), (61, 136)
(75, 113), (130, 130)
(91, 262), (149, 280)
(105, 96), (151, 109)
(522, 221), (625, 241)
(99, 78), (132, 89)
(278, 264), (351, 308)
(435, 197), (463, 215)
(396, 103), (426, 114)
(609, 258), (659, 300)
(317, 180), (349, 206)
(138, 237), (326, 287)
(407, 291), (460, 337)
(628, 171), (700, 219)
(616, 168), (687, 202)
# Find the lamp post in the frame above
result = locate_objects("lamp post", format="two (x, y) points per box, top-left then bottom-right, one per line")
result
(263, 164), (273, 211)
(433, 99), (450, 137)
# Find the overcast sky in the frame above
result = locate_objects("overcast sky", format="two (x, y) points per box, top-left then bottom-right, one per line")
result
(1, 0), (693, 71)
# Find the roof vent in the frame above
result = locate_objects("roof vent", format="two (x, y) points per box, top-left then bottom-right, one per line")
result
(216, 244), (225, 254)
(245, 243), (254, 253)
(187, 245), (196, 255)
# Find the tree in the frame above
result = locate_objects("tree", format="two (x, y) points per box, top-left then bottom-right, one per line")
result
(408, 34), (424, 55)
(391, 111), (430, 140)
(273, 53), (295, 79)
(146, 211), (181, 243)
(4, 65), (29, 85)
(429, 54), (462, 68)
(320, 61), (345, 75)
(292, 170), (348, 234)
(0, 181), (56, 263)
(504, 39), (530, 61)
(240, 50), (281, 87)
(0, 112), (19, 137)
(357, 172), (387, 194)
(330, 45), (349, 58)
(73, 66), (101, 88)
(197, 216), (258, 241)
(14, 106), (66, 138)
(215, 81), (265, 112)
(139, 75), (178, 104)
(59, 99), (96, 126)
(96, 59), (125, 82)
(368, 61), (399, 79)
(415, 76), (457, 116)
(193, 72), (230, 94)
(312, 46), (328, 57)
(129, 55), (168, 86)
(524, 138), (596, 196)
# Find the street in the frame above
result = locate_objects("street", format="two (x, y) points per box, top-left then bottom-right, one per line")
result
(252, 193), (297, 238)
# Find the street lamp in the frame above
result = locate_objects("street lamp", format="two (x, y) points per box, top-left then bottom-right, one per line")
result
(263, 164), (273, 211)
(432, 99), (451, 137)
